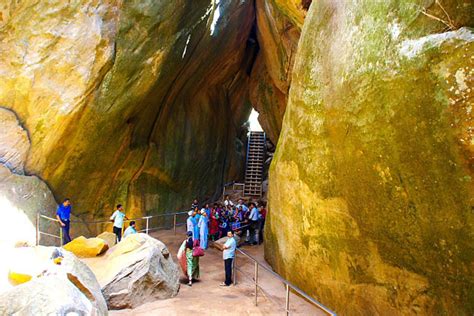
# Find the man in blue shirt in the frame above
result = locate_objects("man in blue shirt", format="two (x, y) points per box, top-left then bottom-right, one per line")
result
(248, 203), (259, 245)
(220, 230), (237, 286)
(56, 198), (72, 245)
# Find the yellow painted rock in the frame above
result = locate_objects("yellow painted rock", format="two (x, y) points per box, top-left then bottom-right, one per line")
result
(63, 236), (108, 258)
(97, 232), (117, 248)
(8, 271), (32, 286)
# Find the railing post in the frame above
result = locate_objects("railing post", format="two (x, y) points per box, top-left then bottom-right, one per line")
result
(254, 261), (258, 306)
(285, 283), (290, 316)
(145, 217), (149, 235)
(233, 255), (237, 285)
(173, 214), (177, 235)
(36, 212), (40, 246)
(59, 225), (63, 247)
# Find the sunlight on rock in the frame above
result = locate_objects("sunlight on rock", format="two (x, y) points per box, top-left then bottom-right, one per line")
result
(0, 195), (36, 248)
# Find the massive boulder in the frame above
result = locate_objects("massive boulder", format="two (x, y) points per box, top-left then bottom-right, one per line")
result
(0, 1), (255, 219)
(266, 1), (473, 315)
(249, 0), (309, 143)
(83, 233), (179, 309)
(0, 246), (107, 315)
(0, 108), (58, 247)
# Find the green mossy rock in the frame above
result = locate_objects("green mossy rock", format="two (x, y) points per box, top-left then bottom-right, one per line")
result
(266, 0), (473, 315)
(0, 1), (254, 219)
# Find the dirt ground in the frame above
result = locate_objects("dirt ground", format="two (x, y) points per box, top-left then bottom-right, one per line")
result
(108, 226), (327, 315)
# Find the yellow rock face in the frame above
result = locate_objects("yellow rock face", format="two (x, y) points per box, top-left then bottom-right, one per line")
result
(266, 0), (473, 315)
(249, 0), (308, 143)
(96, 232), (116, 248)
(0, 1), (255, 219)
(63, 236), (108, 258)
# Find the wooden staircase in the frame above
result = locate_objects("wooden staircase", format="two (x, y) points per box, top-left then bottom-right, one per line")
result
(244, 131), (266, 197)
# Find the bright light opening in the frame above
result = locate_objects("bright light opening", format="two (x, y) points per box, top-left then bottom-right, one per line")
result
(248, 108), (263, 132)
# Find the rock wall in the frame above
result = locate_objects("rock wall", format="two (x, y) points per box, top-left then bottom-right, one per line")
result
(0, 108), (58, 247)
(249, 0), (309, 143)
(0, 1), (255, 219)
(266, 0), (473, 315)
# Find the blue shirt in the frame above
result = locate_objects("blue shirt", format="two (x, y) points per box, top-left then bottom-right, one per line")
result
(249, 207), (259, 221)
(223, 237), (236, 259)
(123, 226), (137, 238)
(56, 204), (71, 220)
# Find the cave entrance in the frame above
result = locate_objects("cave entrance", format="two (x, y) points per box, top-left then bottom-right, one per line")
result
(247, 108), (263, 132)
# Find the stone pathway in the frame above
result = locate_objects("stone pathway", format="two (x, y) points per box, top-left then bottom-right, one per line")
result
(109, 227), (326, 315)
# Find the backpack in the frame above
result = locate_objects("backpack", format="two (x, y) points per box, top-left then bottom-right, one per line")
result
(192, 239), (205, 257)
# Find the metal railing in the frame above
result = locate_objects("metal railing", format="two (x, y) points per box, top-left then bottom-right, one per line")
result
(35, 211), (189, 246)
(36, 209), (336, 315)
(222, 181), (245, 200)
(233, 248), (336, 316)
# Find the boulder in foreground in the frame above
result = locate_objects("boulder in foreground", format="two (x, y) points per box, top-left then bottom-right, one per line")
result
(0, 246), (107, 315)
(84, 233), (179, 309)
(64, 236), (109, 258)
(97, 231), (117, 248)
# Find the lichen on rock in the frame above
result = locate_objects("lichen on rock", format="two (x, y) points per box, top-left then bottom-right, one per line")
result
(266, 0), (473, 314)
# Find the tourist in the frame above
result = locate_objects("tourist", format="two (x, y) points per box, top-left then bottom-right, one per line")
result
(194, 207), (202, 223)
(219, 212), (230, 239)
(185, 231), (200, 286)
(198, 210), (209, 249)
(220, 230), (236, 286)
(248, 202), (259, 245)
(191, 199), (199, 209)
(203, 203), (211, 218)
(236, 199), (248, 213)
(110, 204), (128, 242)
(209, 207), (219, 241)
(224, 195), (234, 207)
(187, 210), (199, 241)
(123, 220), (137, 239)
(56, 198), (72, 245)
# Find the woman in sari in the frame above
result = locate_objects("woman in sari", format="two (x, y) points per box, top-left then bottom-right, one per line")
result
(184, 231), (200, 286)
(198, 210), (209, 249)
(209, 207), (219, 241)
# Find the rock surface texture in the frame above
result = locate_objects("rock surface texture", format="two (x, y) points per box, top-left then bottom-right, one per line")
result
(266, 1), (473, 315)
(64, 236), (109, 258)
(0, 1), (255, 218)
(0, 108), (57, 247)
(0, 246), (107, 315)
(249, 0), (309, 143)
(84, 233), (179, 309)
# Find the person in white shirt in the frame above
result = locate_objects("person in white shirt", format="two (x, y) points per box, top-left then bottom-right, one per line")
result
(224, 196), (234, 207)
(236, 199), (248, 212)
(110, 204), (129, 242)
(123, 221), (137, 239)
(220, 231), (237, 286)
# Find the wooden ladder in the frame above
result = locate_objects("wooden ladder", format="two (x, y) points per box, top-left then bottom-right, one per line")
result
(244, 131), (266, 197)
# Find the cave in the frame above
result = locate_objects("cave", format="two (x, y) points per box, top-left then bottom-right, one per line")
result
(0, 0), (472, 315)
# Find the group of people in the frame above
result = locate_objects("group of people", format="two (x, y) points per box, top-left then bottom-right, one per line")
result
(187, 197), (267, 248)
(184, 197), (267, 287)
(56, 199), (137, 245)
(56, 196), (268, 289)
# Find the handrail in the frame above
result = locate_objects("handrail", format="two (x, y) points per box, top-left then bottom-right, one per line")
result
(235, 248), (336, 315)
